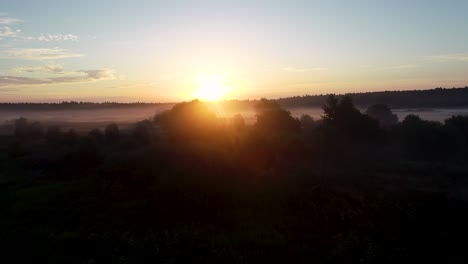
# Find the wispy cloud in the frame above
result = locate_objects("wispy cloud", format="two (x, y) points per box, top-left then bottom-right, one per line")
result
(80, 70), (115, 80)
(284, 82), (339, 87)
(429, 54), (468, 61)
(12, 63), (65, 74)
(0, 69), (115, 86)
(0, 26), (21, 39)
(357, 64), (418, 70)
(390, 64), (417, 69)
(2, 48), (83, 60)
(0, 88), (20, 92)
(0, 16), (21, 25)
(23, 34), (80, 42)
(282, 66), (328, 72)
(0, 14), (79, 42)
(102, 82), (159, 89)
(0, 28), (79, 42)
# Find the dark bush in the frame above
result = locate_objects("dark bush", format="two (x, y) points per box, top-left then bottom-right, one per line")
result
(13, 117), (44, 139)
(255, 98), (300, 134)
(366, 103), (398, 127)
(105, 123), (120, 142)
(397, 114), (456, 159)
(132, 120), (156, 145)
(45, 125), (62, 146)
(89, 128), (104, 142)
(155, 100), (220, 142)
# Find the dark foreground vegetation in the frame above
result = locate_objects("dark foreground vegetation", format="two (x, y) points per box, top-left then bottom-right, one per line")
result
(1, 95), (468, 263)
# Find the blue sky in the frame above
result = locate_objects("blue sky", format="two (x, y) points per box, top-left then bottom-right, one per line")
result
(1, 0), (467, 102)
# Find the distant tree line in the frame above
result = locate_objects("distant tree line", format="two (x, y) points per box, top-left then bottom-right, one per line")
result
(1, 87), (468, 112)
(0, 101), (172, 110)
(276, 86), (468, 108)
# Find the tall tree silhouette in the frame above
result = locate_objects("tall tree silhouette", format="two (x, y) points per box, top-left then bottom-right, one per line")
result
(366, 104), (398, 127)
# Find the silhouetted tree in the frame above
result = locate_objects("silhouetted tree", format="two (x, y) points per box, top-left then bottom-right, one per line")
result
(155, 100), (219, 142)
(444, 115), (468, 152)
(13, 117), (29, 138)
(320, 95), (380, 141)
(231, 114), (246, 132)
(300, 114), (315, 127)
(63, 129), (78, 145)
(133, 120), (156, 144)
(105, 123), (120, 142)
(444, 115), (468, 134)
(401, 114), (421, 124)
(45, 125), (62, 146)
(89, 128), (104, 142)
(321, 94), (339, 123)
(29, 121), (44, 138)
(397, 114), (455, 159)
(366, 104), (398, 127)
(255, 98), (300, 133)
(13, 117), (43, 139)
(300, 114), (315, 134)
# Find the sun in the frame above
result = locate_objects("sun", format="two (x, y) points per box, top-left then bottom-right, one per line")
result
(193, 74), (231, 101)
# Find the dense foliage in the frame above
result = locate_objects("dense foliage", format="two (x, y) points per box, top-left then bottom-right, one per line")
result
(1, 96), (468, 263)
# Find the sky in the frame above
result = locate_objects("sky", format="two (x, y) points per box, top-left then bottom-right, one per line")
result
(0, 0), (467, 102)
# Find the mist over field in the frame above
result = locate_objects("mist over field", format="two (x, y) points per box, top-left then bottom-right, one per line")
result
(3, 88), (468, 130)
(2, 105), (467, 130)
(0, 105), (170, 124)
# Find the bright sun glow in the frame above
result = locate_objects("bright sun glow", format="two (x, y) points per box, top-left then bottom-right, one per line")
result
(193, 74), (231, 101)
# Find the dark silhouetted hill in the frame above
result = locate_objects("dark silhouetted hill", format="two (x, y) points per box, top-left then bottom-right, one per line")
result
(276, 87), (468, 108)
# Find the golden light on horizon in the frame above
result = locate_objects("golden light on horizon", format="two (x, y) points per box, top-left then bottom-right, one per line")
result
(193, 73), (232, 101)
